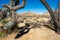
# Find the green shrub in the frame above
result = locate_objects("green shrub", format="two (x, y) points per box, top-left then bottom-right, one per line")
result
(0, 32), (3, 37)
(1, 19), (8, 25)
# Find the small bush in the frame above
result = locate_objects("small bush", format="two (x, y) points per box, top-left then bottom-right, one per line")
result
(0, 32), (3, 37)
(1, 19), (8, 25)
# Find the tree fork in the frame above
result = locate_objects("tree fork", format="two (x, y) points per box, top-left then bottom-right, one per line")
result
(2, 0), (26, 33)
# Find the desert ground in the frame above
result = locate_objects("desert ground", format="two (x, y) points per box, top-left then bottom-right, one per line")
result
(0, 13), (60, 40)
(0, 26), (60, 40)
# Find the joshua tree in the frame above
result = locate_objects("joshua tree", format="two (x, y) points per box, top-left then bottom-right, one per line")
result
(2, 0), (26, 33)
(3, 0), (26, 20)
(15, 0), (20, 6)
(0, 9), (3, 20)
(0, 6), (12, 20)
(40, 0), (60, 34)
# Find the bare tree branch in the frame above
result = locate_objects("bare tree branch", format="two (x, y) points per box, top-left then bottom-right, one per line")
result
(12, 0), (26, 10)
(40, 0), (60, 32)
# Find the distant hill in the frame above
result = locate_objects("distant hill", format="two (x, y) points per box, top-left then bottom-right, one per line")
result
(17, 12), (51, 18)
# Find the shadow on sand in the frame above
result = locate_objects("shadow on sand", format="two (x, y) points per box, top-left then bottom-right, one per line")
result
(15, 23), (30, 39)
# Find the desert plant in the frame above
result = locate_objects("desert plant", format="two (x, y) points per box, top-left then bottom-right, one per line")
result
(1, 19), (8, 25)
(3, 0), (26, 20)
(40, 0), (60, 34)
(0, 6), (12, 20)
(0, 32), (3, 37)
(2, 0), (26, 34)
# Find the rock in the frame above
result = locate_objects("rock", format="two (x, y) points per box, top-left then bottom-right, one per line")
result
(0, 23), (3, 27)
(0, 23), (3, 32)
(7, 18), (11, 21)
(18, 23), (25, 28)
(17, 18), (24, 23)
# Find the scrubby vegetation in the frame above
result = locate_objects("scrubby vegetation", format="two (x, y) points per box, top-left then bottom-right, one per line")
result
(1, 19), (9, 25)
(0, 0), (60, 40)
(0, 32), (4, 37)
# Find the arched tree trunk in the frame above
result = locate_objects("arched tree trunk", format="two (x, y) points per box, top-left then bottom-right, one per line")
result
(40, 0), (60, 34)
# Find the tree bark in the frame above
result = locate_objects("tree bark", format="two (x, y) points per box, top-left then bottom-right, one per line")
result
(40, 0), (60, 32)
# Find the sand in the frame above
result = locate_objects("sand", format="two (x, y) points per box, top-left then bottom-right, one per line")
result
(0, 26), (60, 40)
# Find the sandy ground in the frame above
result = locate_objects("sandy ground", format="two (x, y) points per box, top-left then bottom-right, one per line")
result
(0, 26), (60, 40)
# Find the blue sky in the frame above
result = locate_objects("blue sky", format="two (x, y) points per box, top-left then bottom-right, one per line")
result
(0, 0), (59, 14)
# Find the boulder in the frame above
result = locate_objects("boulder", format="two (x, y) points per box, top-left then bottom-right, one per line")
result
(18, 23), (25, 28)
(0, 23), (3, 27)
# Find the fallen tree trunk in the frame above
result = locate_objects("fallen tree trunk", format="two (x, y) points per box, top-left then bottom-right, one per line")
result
(3, 20), (17, 30)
